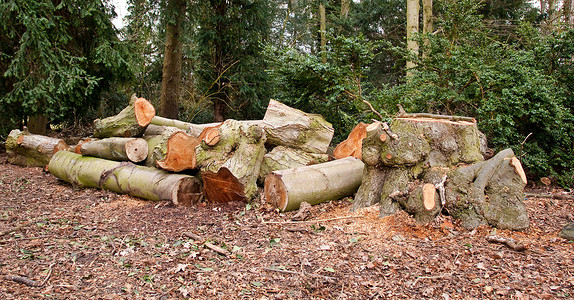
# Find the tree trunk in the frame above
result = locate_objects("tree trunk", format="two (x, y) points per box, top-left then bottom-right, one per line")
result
(27, 115), (48, 135)
(93, 94), (155, 138)
(319, 1), (327, 63)
(196, 119), (267, 201)
(79, 137), (148, 163)
(341, 0), (350, 18)
(6, 129), (69, 167)
(264, 157), (364, 212)
(422, 0), (432, 57)
(259, 146), (329, 184)
(212, 0), (229, 122)
(406, 0), (420, 76)
(159, 0), (187, 119)
(565, 0), (574, 26)
(333, 122), (368, 159)
(263, 99), (334, 153)
(48, 151), (202, 206)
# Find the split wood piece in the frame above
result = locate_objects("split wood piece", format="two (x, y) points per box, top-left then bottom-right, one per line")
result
(144, 127), (200, 172)
(263, 99), (334, 154)
(485, 235), (527, 251)
(202, 167), (248, 203)
(196, 120), (267, 201)
(333, 122), (368, 159)
(5, 128), (69, 167)
(79, 137), (148, 163)
(93, 94), (155, 138)
(258, 146), (329, 184)
(264, 157), (364, 212)
(445, 148), (529, 230)
(48, 151), (202, 206)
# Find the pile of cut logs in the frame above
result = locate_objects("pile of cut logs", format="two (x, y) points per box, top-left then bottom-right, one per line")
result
(4, 94), (531, 230)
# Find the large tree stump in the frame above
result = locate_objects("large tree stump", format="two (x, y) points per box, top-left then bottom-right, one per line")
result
(264, 157), (364, 212)
(195, 119), (267, 202)
(263, 99), (334, 154)
(48, 151), (202, 206)
(258, 146), (329, 184)
(5, 129), (69, 167)
(445, 148), (529, 230)
(93, 94), (155, 138)
(79, 137), (148, 163)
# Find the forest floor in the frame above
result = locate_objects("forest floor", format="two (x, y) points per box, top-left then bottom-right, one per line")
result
(0, 154), (573, 299)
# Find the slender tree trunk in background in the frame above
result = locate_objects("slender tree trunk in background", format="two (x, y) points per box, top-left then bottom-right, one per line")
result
(27, 115), (48, 135)
(213, 0), (228, 122)
(159, 0), (186, 119)
(319, 1), (327, 63)
(422, 0), (432, 57)
(406, 0), (419, 76)
(565, 0), (573, 26)
(540, 0), (547, 13)
(341, 0), (350, 18)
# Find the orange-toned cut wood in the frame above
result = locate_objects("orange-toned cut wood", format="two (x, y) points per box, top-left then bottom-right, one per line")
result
(379, 133), (387, 142)
(333, 122), (368, 159)
(134, 97), (156, 127)
(422, 183), (436, 211)
(156, 131), (201, 172)
(509, 157), (527, 184)
(202, 167), (248, 203)
(198, 123), (223, 146)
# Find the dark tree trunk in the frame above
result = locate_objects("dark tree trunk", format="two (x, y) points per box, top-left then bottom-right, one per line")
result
(159, 0), (186, 119)
(212, 0), (228, 122)
(27, 115), (48, 135)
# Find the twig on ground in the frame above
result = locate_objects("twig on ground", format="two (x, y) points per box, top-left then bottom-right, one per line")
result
(0, 220), (35, 237)
(486, 235), (527, 251)
(264, 267), (336, 280)
(204, 242), (229, 256)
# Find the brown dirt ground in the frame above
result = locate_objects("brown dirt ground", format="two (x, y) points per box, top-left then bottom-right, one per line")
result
(0, 154), (573, 299)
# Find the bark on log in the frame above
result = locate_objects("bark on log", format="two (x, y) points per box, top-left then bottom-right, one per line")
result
(258, 146), (330, 184)
(48, 151), (202, 206)
(445, 148), (529, 230)
(93, 94), (155, 138)
(333, 122), (368, 159)
(263, 99), (334, 154)
(264, 157), (364, 212)
(196, 120), (267, 201)
(5, 129), (68, 167)
(144, 127), (200, 172)
(79, 137), (148, 163)
(150, 116), (263, 138)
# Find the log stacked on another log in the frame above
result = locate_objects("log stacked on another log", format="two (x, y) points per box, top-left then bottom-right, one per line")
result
(79, 137), (148, 163)
(6, 128), (69, 167)
(93, 94), (155, 138)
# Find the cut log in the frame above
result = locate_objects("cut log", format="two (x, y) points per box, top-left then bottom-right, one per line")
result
(333, 122), (368, 159)
(79, 137), (148, 163)
(151, 116), (264, 138)
(48, 151), (202, 206)
(263, 99), (334, 154)
(201, 167), (248, 203)
(5, 129), (68, 167)
(144, 127), (200, 172)
(264, 157), (364, 212)
(196, 120), (267, 201)
(258, 146), (329, 184)
(93, 94), (155, 138)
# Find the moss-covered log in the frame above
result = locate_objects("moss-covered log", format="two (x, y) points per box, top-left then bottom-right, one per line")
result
(196, 119), (267, 201)
(150, 117), (264, 138)
(79, 137), (148, 163)
(445, 148), (529, 230)
(93, 94), (155, 138)
(6, 129), (69, 167)
(48, 151), (202, 206)
(263, 99), (334, 154)
(264, 157), (364, 212)
(258, 146), (329, 184)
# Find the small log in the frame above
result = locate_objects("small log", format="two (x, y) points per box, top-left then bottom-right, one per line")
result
(333, 122), (368, 159)
(258, 146), (329, 183)
(264, 157), (364, 212)
(48, 151), (202, 206)
(93, 94), (155, 138)
(5, 129), (68, 167)
(150, 116), (263, 138)
(263, 99), (334, 154)
(196, 120), (267, 201)
(79, 137), (148, 163)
